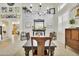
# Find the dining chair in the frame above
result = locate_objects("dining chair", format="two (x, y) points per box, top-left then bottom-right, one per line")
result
(52, 32), (56, 40)
(24, 32), (37, 56)
(31, 39), (37, 56)
(45, 32), (57, 56)
(32, 32), (56, 56)
(44, 33), (52, 56)
(20, 32), (30, 41)
(20, 32), (26, 41)
(26, 32), (30, 40)
(25, 32), (37, 56)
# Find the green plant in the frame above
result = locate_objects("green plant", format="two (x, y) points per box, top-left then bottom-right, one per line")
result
(69, 19), (75, 24)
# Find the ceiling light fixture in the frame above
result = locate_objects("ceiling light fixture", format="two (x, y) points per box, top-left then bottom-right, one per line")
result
(39, 3), (42, 7)
(30, 4), (33, 9)
(7, 3), (15, 6)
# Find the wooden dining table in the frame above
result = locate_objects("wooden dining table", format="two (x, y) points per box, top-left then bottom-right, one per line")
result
(23, 39), (56, 56)
(31, 36), (53, 56)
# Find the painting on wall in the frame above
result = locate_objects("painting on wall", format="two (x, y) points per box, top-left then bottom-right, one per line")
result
(15, 7), (20, 13)
(75, 7), (79, 17)
(1, 7), (7, 13)
(46, 24), (53, 29)
(1, 14), (20, 19)
(1, 7), (20, 13)
(25, 23), (31, 28)
(0, 7), (20, 19)
(8, 7), (14, 12)
(47, 8), (55, 14)
(12, 24), (20, 35)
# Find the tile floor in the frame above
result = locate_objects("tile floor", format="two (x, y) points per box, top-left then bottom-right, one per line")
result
(0, 39), (79, 56)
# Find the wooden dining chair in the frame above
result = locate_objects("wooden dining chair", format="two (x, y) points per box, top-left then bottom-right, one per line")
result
(31, 32), (55, 56)
(26, 32), (30, 40)
(52, 32), (56, 40)
(31, 39), (38, 56)
(26, 32), (36, 55)
(45, 32), (56, 56)
(48, 32), (54, 55)
(25, 32), (37, 56)
(20, 32), (27, 41)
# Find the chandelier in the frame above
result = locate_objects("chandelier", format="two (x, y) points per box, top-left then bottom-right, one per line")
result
(22, 3), (55, 16)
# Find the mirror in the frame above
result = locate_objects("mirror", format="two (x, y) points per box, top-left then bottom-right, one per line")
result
(34, 19), (45, 30)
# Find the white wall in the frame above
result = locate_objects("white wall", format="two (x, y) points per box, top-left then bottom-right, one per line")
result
(0, 3), (60, 42)
(0, 3), (59, 41)
(0, 3), (22, 40)
(22, 12), (55, 36)
(57, 3), (78, 44)
(21, 4), (59, 36)
(58, 11), (69, 44)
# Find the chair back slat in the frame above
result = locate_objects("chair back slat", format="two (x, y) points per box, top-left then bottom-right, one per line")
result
(26, 32), (30, 40)
(31, 38), (34, 55)
(31, 38), (37, 55)
(48, 32), (56, 55)
(48, 32), (52, 55)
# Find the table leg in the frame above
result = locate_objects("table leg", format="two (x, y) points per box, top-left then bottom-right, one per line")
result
(33, 31), (34, 36)
(25, 49), (30, 56)
(50, 48), (55, 56)
(50, 51), (54, 56)
(44, 31), (45, 36)
(38, 41), (45, 56)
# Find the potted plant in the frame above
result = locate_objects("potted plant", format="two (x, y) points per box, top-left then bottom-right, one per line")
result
(69, 19), (75, 28)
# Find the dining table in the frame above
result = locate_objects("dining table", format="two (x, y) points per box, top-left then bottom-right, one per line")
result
(23, 38), (56, 56)
(31, 36), (53, 56)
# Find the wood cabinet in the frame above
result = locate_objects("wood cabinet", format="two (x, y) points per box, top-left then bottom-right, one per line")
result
(65, 28), (79, 50)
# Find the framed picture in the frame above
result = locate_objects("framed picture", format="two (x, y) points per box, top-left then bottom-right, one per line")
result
(1, 7), (7, 13)
(48, 8), (55, 14)
(15, 7), (20, 13)
(8, 7), (14, 12)
(47, 24), (53, 28)
(25, 23), (31, 28)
